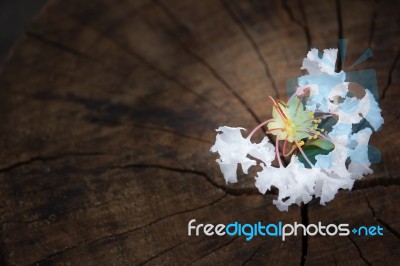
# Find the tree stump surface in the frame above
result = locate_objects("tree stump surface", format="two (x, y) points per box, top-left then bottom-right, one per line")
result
(0, 0), (399, 265)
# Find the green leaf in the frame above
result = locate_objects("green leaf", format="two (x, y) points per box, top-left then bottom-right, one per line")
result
(298, 145), (333, 168)
(307, 139), (335, 150)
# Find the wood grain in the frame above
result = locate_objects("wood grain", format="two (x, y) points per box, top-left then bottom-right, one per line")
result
(0, 0), (399, 265)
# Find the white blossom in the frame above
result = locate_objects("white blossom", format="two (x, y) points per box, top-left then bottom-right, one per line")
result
(255, 156), (320, 211)
(210, 126), (275, 183)
(210, 46), (383, 211)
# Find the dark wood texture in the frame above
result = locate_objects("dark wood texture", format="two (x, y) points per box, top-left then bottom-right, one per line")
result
(0, 0), (399, 265)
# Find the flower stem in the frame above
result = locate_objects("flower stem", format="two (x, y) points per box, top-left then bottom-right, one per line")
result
(246, 119), (274, 140)
(276, 138), (283, 167)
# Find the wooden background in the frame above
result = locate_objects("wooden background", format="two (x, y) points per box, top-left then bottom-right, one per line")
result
(0, 0), (399, 265)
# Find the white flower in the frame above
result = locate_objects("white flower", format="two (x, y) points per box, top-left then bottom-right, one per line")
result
(255, 156), (320, 211)
(210, 126), (275, 183)
(210, 46), (383, 211)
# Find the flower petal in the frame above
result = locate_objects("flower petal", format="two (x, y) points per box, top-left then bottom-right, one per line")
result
(301, 48), (338, 75)
(211, 126), (275, 183)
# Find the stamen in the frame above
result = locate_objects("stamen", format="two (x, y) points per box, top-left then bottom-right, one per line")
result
(283, 140), (296, 157)
(296, 141), (315, 168)
(299, 130), (332, 142)
(283, 140), (287, 155)
(310, 131), (330, 141)
(294, 94), (305, 114)
(276, 137), (283, 168)
(277, 99), (288, 107)
(287, 93), (296, 105)
(288, 87), (310, 105)
(316, 134), (329, 140)
(268, 96), (288, 120)
(265, 128), (285, 134)
(284, 147), (296, 157)
(247, 119), (275, 140)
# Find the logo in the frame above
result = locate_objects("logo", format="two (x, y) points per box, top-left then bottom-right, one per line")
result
(188, 219), (384, 241)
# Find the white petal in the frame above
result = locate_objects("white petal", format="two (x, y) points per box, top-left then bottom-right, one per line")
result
(211, 126), (271, 184)
(347, 128), (373, 179)
(358, 90), (384, 131)
(241, 158), (257, 174)
(299, 72), (347, 113)
(255, 156), (319, 211)
(315, 174), (354, 205)
(217, 160), (239, 183)
(329, 143), (352, 179)
(334, 97), (364, 125)
(248, 137), (275, 166)
(301, 48), (338, 75)
(348, 163), (372, 180)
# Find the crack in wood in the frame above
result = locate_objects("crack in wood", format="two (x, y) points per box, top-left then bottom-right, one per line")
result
(151, 0), (269, 129)
(300, 203), (308, 266)
(150, 0), (286, 156)
(0, 152), (104, 173)
(282, 0), (312, 50)
(221, 0), (280, 99)
(121, 194), (228, 238)
(242, 242), (265, 266)
(151, 0), (190, 34)
(98, 37), (223, 111)
(30, 244), (82, 266)
(26, 31), (131, 79)
(131, 123), (213, 144)
(380, 51), (400, 100)
(298, 0), (312, 50)
(1, 197), (120, 226)
(26, 31), (95, 62)
(332, 254), (338, 266)
(0, 229), (9, 266)
(335, 0), (344, 72)
(190, 236), (239, 264)
(176, 35), (264, 126)
(29, 25), (221, 112)
(364, 195), (400, 240)
(30, 194), (227, 265)
(368, 0), (378, 47)
(347, 235), (372, 266)
(137, 239), (191, 266)
(119, 163), (246, 196)
(353, 177), (400, 191)
(335, 0), (343, 39)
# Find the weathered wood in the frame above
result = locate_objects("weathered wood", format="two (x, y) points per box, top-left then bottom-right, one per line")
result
(0, 0), (399, 265)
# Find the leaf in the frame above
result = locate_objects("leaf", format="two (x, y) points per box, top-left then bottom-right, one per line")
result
(307, 139), (335, 150)
(298, 145), (333, 168)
